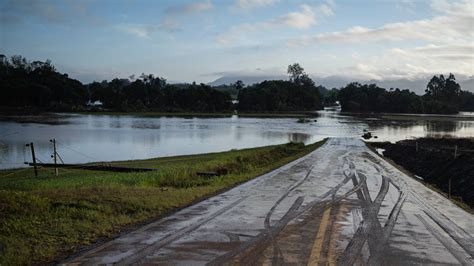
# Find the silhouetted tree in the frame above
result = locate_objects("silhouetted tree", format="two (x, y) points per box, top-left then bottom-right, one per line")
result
(287, 63), (304, 82)
(238, 77), (322, 112)
(0, 55), (88, 111)
(234, 80), (244, 91)
(338, 74), (468, 114)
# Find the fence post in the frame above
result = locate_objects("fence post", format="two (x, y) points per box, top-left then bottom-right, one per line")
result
(50, 138), (58, 176)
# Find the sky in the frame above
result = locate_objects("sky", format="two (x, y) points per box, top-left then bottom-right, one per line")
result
(1, 0), (473, 84)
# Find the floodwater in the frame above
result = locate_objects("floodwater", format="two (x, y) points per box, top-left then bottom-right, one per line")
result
(0, 111), (473, 169)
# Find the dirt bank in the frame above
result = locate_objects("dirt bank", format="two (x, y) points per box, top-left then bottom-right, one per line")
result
(371, 138), (474, 208)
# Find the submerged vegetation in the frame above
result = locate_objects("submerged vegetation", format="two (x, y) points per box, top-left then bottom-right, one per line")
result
(0, 140), (326, 264)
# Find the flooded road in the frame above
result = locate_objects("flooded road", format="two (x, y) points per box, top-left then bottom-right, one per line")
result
(66, 138), (474, 265)
(1, 111), (474, 169)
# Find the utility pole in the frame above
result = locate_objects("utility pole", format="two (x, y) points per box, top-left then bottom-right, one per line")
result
(26, 142), (38, 177)
(50, 139), (58, 176)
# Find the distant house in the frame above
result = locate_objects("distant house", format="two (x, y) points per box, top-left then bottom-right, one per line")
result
(86, 100), (104, 109)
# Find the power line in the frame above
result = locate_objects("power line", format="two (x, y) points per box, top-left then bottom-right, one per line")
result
(55, 140), (99, 161)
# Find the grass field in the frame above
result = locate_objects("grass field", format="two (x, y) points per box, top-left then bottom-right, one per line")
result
(0, 140), (326, 264)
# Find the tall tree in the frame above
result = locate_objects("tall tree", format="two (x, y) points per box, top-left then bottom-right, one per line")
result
(234, 80), (244, 90)
(287, 63), (304, 82)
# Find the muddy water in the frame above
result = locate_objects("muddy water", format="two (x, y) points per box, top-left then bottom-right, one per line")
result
(0, 111), (473, 169)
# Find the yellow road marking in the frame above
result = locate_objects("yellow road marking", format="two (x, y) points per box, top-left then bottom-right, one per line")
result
(307, 207), (331, 265)
(327, 206), (342, 266)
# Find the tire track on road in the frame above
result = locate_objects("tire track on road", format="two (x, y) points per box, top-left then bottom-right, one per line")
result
(117, 196), (248, 265)
(338, 172), (389, 266)
(208, 159), (363, 265)
(416, 214), (473, 265)
(410, 191), (474, 257)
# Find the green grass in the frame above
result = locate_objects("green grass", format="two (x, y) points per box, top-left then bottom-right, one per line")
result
(0, 140), (326, 265)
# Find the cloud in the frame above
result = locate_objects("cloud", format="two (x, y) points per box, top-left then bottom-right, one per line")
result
(287, 3), (474, 83)
(217, 3), (333, 44)
(216, 23), (257, 44)
(284, 0), (473, 80)
(118, 19), (180, 39)
(0, 0), (64, 23)
(396, 0), (416, 12)
(275, 4), (316, 29)
(318, 3), (334, 17)
(165, 0), (213, 15)
(0, 0), (103, 25)
(411, 43), (474, 56)
(337, 43), (474, 81)
(291, 0), (472, 45)
(234, 0), (278, 9)
(310, 16), (471, 44)
(430, 0), (473, 15)
(123, 1), (212, 40)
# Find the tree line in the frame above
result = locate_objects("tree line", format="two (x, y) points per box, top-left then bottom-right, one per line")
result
(1, 55), (472, 114)
(0, 55), (232, 112)
(0, 55), (88, 111)
(336, 74), (474, 114)
(88, 76), (231, 112)
(0, 56), (323, 113)
(237, 64), (322, 111)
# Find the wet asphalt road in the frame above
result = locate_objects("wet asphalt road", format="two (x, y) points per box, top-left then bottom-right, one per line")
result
(66, 138), (474, 265)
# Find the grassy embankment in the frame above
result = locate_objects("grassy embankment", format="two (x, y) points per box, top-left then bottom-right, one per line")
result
(0, 140), (326, 265)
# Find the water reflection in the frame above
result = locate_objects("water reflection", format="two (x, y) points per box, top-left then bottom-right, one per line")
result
(289, 132), (312, 143)
(425, 120), (460, 133)
(1, 111), (473, 169)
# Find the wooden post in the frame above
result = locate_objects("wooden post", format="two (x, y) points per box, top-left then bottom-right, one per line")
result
(50, 139), (58, 176)
(448, 178), (451, 199)
(27, 143), (38, 177)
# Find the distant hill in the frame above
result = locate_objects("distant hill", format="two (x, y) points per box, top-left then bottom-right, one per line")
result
(208, 75), (287, 87)
(209, 75), (474, 95)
